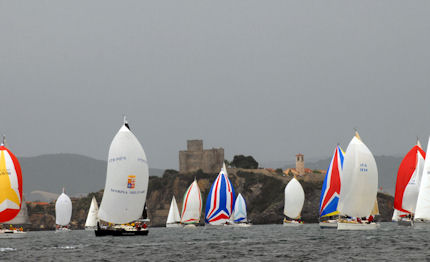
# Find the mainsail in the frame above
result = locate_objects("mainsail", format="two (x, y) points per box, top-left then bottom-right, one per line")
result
(55, 189), (72, 226)
(98, 122), (149, 224)
(166, 196), (181, 225)
(85, 196), (99, 228)
(232, 193), (247, 223)
(0, 142), (23, 223)
(6, 199), (30, 225)
(394, 142), (425, 214)
(205, 164), (236, 225)
(319, 146), (344, 218)
(414, 137), (430, 221)
(284, 177), (305, 219)
(181, 180), (202, 224)
(338, 132), (378, 218)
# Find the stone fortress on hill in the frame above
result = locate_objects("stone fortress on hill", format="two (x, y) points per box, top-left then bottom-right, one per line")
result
(179, 140), (224, 174)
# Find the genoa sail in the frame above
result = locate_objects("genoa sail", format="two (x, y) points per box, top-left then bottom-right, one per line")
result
(338, 132), (378, 218)
(0, 143), (23, 223)
(98, 123), (149, 224)
(394, 143), (425, 214)
(166, 196), (181, 225)
(55, 190), (72, 226)
(85, 196), (99, 228)
(319, 146), (344, 218)
(414, 137), (430, 221)
(232, 193), (247, 223)
(205, 164), (236, 225)
(284, 177), (305, 219)
(181, 180), (202, 224)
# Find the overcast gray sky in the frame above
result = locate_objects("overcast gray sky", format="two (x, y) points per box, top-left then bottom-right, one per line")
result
(1, 1), (429, 169)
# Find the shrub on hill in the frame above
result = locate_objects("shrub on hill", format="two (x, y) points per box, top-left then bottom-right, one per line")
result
(230, 155), (259, 169)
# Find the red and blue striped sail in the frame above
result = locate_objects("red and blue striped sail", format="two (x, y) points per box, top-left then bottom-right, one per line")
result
(319, 146), (344, 218)
(205, 167), (236, 225)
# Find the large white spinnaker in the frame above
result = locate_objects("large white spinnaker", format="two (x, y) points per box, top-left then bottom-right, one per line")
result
(55, 190), (72, 226)
(166, 196), (181, 225)
(414, 137), (430, 221)
(232, 193), (247, 223)
(85, 196), (99, 228)
(338, 133), (378, 218)
(284, 178), (305, 219)
(97, 124), (149, 224)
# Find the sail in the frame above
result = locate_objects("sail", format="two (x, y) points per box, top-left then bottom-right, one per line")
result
(6, 199), (29, 225)
(85, 196), (99, 228)
(181, 180), (202, 224)
(371, 199), (379, 216)
(166, 196), (181, 224)
(205, 167), (236, 225)
(338, 134), (378, 218)
(394, 144), (425, 213)
(284, 177), (305, 219)
(0, 144), (23, 223)
(55, 191), (72, 226)
(319, 146), (344, 218)
(414, 137), (430, 220)
(232, 193), (247, 222)
(98, 124), (149, 224)
(392, 209), (400, 221)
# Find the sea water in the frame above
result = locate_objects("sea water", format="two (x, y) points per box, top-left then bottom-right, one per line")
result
(0, 223), (428, 261)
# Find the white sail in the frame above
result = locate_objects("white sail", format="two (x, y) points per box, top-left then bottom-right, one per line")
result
(392, 209), (401, 222)
(338, 135), (378, 218)
(85, 196), (99, 228)
(98, 124), (149, 224)
(55, 191), (72, 226)
(233, 193), (247, 222)
(414, 137), (430, 220)
(181, 180), (202, 224)
(6, 199), (30, 225)
(166, 196), (181, 225)
(402, 150), (425, 213)
(284, 178), (305, 219)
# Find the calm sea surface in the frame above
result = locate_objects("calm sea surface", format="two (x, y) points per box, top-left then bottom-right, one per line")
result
(0, 223), (428, 261)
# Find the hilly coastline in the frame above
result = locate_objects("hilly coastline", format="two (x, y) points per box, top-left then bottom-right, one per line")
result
(25, 168), (394, 230)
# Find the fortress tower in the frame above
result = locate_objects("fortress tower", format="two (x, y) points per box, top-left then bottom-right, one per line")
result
(296, 154), (305, 176)
(179, 140), (224, 174)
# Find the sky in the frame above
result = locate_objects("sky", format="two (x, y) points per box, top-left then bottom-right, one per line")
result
(1, 1), (430, 169)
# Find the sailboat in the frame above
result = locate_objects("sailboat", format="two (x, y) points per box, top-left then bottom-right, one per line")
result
(181, 179), (202, 228)
(55, 188), (72, 231)
(231, 193), (251, 227)
(319, 145), (344, 229)
(283, 177), (305, 226)
(413, 136), (430, 225)
(0, 137), (26, 237)
(166, 196), (181, 227)
(205, 163), (236, 226)
(337, 132), (379, 230)
(85, 196), (99, 230)
(394, 140), (425, 226)
(96, 118), (149, 236)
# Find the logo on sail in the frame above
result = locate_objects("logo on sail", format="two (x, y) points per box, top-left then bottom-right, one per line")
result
(127, 175), (136, 189)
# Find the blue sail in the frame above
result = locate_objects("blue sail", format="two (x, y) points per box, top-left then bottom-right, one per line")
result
(233, 193), (247, 222)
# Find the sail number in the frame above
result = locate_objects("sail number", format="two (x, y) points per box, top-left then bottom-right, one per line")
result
(109, 156), (127, 163)
(359, 163), (368, 172)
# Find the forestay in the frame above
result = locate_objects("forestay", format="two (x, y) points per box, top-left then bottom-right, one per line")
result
(55, 191), (72, 226)
(98, 124), (149, 224)
(284, 178), (305, 219)
(338, 134), (378, 218)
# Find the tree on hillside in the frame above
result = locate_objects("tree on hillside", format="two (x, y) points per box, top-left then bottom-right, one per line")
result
(230, 155), (258, 169)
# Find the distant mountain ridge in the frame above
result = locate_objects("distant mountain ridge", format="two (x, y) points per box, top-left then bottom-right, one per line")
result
(18, 153), (164, 200)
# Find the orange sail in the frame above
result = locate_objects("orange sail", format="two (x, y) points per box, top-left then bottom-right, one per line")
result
(0, 144), (23, 222)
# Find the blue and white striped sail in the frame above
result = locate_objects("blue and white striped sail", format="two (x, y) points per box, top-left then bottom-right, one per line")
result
(232, 193), (247, 222)
(205, 163), (236, 225)
(319, 146), (344, 218)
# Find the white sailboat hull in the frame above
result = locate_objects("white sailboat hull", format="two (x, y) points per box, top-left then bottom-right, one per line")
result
(319, 221), (337, 229)
(0, 230), (27, 239)
(166, 223), (182, 228)
(283, 221), (303, 227)
(183, 224), (197, 228)
(231, 223), (252, 228)
(337, 222), (379, 230)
